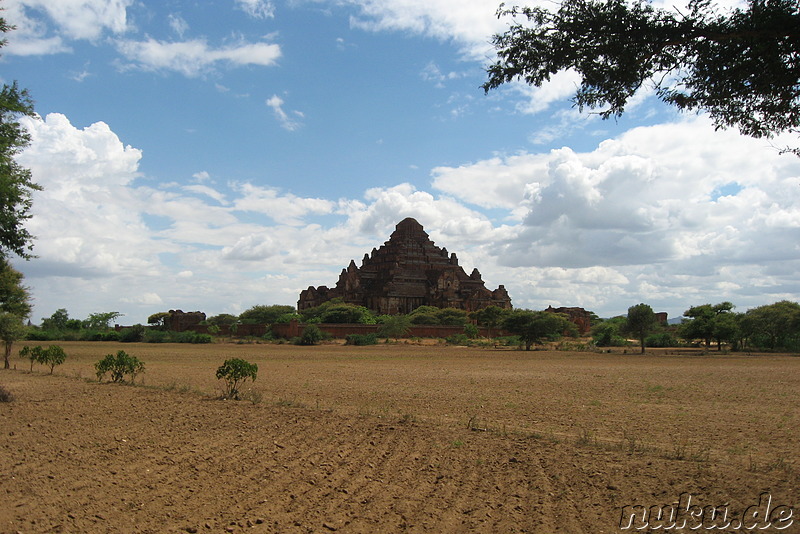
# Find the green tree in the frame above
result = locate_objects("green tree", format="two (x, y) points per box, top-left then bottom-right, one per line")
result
(41, 308), (70, 331)
(742, 300), (800, 350)
(624, 303), (656, 354)
(0, 16), (41, 258)
(20, 344), (44, 371)
(206, 313), (239, 326)
(502, 309), (576, 350)
(471, 305), (511, 337)
(680, 302), (736, 350)
(42, 345), (66, 374)
(484, 0), (800, 151)
(83, 311), (123, 331)
(435, 308), (469, 326)
(409, 306), (441, 325)
(591, 316), (629, 347)
(376, 314), (411, 340)
(239, 304), (296, 325)
(0, 259), (31, 368)
(147, 312), (170, 330)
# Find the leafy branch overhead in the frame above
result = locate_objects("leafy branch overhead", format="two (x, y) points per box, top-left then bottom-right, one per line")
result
(484, 0), (800, 146)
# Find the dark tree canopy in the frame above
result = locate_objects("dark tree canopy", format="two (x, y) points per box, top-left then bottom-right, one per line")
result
(484, 0), (800, 148)
(0, 12), (40, 258)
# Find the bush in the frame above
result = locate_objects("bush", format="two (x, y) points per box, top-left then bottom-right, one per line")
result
(20, 345), (67, 373)
(296, 324), (324, 346)
(463, 324), (479, 339)
(445, 333), (471, 346)
(118, 325), (145, 343)
(645, 332), (679, 348)
(95, 350), (146, 383)
(345, 333), (378, 346)
(215, 358), (258, 400)
(103, 330), (120, 342)
(0, 385), (12, 402)
(143, 329), (168, 343)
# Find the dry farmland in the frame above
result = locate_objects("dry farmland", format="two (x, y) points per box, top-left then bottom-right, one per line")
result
(1, 341), (798, 533)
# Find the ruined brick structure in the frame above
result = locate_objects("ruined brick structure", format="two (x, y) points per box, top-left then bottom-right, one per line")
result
(298, 218), (512, 315)
(163, 310), (206, 332)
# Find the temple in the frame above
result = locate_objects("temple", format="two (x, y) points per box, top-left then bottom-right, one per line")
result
(298, 218), (512, 315)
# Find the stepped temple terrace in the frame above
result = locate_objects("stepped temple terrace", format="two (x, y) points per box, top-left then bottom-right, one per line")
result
(298, 218), (512, 315)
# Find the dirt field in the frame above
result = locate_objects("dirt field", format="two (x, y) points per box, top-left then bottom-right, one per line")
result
(1, 341), (798, 533)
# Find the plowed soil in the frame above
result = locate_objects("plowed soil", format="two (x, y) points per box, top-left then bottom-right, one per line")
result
(1, 342), (798, 533)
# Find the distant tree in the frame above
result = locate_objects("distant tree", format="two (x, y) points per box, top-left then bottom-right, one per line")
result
(484, 0), (800, 153)
(296, 324), (324, 346)
(435, 308), (469, 326)
(680, 302), (736, 350)
(471, 305), (511, 337)
(83, 311), (123, 331)
(742, 300), (800, 350)
(591, 316), (629, 347)
(239, 304), (297, 324)
(0, 15), (42, 259)
(41, 308), (70, 331)
(502, 309), (576, 350)
(624, 303), (657, 354)
(376, 314), (412, 340)
(206, 313), (239, 326)
(0, 260), (31, 368)
(147, 312), (170, 330)
(409, 306), (441, 325)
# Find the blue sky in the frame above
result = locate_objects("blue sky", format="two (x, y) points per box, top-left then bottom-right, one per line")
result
(3, 0), (800, 325)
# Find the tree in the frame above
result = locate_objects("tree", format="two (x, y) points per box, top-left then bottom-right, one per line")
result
(376, 314), (411, 340)
(95, 350), (145, 383)
(1, 16), (41, 258)
(741, 300), (800, 350)
(502, 309), (576, 350)
(41, 308), (70, 331)
(484, 0), (800, 151)
(239, 304), (296, 325)
(83, 311), (123, 331)
(147, 312), (170, 329)
(471, 305), (511, 337)
(0, 259), (31, 368)
(624, 303), (656, 354)
(680, 302), (736, 350)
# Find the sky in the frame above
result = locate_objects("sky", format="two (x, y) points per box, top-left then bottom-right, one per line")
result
(2, 0), (799, 326)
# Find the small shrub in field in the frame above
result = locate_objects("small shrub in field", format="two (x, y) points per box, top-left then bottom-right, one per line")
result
(103, 330), (120, 342)
(43, 345), (66, 374)
(345, 333), (378, 346)
(445, 333), (471, 346)
(118, 325), (145, 343)
(20, 345), (67, 373)
(296, 325), (324, 346)
(215, 358), (258, 400)
(0, 385), (12, 402)
(464, 324), (479, 339)
(95, 350), (145, 383)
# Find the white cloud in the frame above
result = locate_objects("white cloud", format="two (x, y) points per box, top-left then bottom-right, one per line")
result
(168, 14), (189, 38)
(3, 0), (132, 55)
(115, 38), (281, 76)
(266, 95), (304, 131)
(12, 112), (800, 325)
(236, 0), (276, 19)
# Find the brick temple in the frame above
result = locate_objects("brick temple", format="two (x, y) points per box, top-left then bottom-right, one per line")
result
(298, 218), (512, 315)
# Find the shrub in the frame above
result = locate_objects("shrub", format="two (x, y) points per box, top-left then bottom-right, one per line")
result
(296, 324), (324, 346)
(0, 385), (12, 402)
(103, 330), (120, 342)
(463, 324), (479, 339)
(646, 332), (679, 348)
(20, 345), (45, 371)
(118, 325), (145, 343)
(445, 333), (471, 346)
(95, 350), (145, 383)
(43, 345), (66, 374)
(345, 333), (378, 346)
(215, 358), (258, 400)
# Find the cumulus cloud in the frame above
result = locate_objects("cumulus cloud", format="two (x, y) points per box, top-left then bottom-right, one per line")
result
(13, 111), (800, 324)
(115, 38), (281, 76)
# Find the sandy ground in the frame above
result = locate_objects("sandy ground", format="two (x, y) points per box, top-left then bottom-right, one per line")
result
(1, 342), (798, 533)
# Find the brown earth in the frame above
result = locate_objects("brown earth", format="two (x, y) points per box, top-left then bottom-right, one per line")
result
(1, 342), (798, 533)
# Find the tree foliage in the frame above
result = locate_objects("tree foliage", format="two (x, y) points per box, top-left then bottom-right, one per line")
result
(624, 303), (657, 353)
(484, 0), (800, 150)
(238, 305), (296, 325)
(0, 17), (41, 258)
(95, 350), (145, 383)
(0, 259), (31, 368)
(679, 301), (737, 350)
(502, 309), (576, 350)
